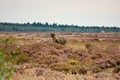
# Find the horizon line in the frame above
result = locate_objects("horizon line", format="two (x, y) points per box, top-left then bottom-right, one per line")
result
(0, 22), (119, 28)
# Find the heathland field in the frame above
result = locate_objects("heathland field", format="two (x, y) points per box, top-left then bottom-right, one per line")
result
(0, 32), (120, 80)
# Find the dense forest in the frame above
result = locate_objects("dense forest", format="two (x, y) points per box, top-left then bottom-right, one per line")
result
(0, 22), (120, 32)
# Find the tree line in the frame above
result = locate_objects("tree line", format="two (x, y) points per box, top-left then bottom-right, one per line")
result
(0, 22), (120, 32)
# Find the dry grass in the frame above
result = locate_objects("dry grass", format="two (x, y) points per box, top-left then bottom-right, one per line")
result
(0, 32), (120, 80)
(11, 67), (120, 80)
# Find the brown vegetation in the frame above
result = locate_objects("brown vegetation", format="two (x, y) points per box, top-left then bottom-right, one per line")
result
(0, 32), (120, 80)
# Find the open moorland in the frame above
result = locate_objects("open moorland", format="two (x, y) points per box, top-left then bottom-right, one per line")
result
(0, 32), (120, 80)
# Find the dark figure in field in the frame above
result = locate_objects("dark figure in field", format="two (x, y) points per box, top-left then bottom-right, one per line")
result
(50, 33), (66, 45)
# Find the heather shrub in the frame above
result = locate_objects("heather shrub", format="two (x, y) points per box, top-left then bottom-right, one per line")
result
(50, 60), (87, 74)
(68, 53), (79, 59)
(0, 50), (14, 80)
(0, 36), (29, 80)
(53, 43), (64, 50)
(0, 36), (29, 64)
(85, 43), (94, 54)
(0, 36), (19, 54)
(85, 43), (92, 50)
(113, 66), (120, 73)
(116, 59), (120, 65)
(68, 59), (80, 65)
(9, 51), (29, 64)
(93, 66), (102, 73)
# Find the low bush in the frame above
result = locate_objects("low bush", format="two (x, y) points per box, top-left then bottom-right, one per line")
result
(0, 36), (29, 80)
(113, 66), (120, 73)
(0, 50), (14, 80)
(93, 66), (102, 73)
(0, 36), (29, 64)
(50, 60), (87, 74)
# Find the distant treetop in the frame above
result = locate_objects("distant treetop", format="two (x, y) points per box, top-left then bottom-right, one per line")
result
(0, 22), (120, 32)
